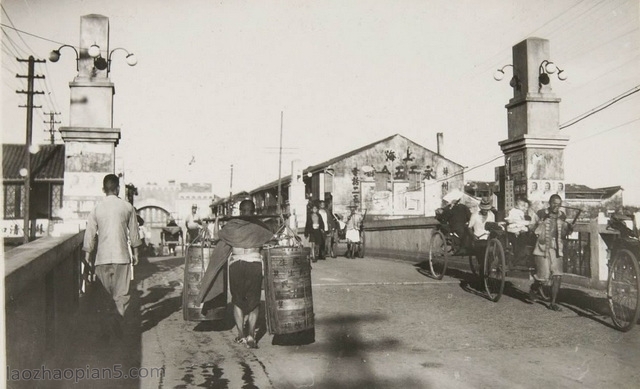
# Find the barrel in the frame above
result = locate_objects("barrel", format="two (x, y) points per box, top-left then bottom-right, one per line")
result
(182, 244), (219, 321)
(263, 246), (314, 334)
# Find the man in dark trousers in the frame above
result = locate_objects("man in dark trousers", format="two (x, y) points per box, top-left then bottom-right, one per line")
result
(197, 200), (274, 349)
(317, 200), (334, 259)
(83, 174), (141, 340)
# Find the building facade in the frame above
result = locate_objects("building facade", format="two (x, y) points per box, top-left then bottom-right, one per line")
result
(230, 134), (465, 228)
(2, 144), (65, 241)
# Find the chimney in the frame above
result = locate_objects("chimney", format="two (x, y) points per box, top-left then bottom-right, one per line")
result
(436, 132), (444, 155)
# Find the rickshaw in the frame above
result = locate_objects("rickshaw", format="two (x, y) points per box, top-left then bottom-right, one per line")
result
(482, 207), (583, 303)
(605, 215), (640, 332)
(428, 193), (481, 280)
(428, 223), (479, 280)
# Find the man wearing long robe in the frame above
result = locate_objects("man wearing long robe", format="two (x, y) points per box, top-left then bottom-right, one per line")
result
(197, 200), (274, 348)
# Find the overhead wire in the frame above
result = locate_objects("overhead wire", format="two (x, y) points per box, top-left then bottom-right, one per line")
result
(567, 117), (640, 145)
(460, 0), (597, 82)
(560, 85), (640, 129)
(1, 6), (63, 121)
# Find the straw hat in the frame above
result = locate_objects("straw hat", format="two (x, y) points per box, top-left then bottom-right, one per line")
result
(443, 189), (464, 203)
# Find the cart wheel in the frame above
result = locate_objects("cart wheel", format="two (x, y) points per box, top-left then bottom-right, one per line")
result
(608, 249), (640, 332)
(483, 239), (506, 302)
(358, 232), (366, 258)
(429, 231), (449, 280)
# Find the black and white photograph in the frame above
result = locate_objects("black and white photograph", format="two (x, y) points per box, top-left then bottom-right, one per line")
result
(2, 1), (639, 388)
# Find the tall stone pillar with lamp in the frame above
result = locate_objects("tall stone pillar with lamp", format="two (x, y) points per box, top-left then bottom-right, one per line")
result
(496, 37), (568, 212)
(52, 15), (136, 231)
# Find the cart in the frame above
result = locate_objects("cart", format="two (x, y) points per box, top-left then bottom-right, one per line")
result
(606, 215), (640, 332)
(428, 223), (479, 281)
(160, 226), (184, 256)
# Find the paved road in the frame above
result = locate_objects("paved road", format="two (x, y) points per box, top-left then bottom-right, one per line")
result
(34, 253), (640, 389)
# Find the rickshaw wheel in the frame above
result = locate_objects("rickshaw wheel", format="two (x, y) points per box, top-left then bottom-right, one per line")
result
(483, 238), (506, 302)
(608, 249), (640, 332)
(429, 231), (448, 280)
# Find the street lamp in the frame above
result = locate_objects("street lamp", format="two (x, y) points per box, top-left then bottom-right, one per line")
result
(538, 60), (567, 86)
(49, 44), (136, 74)
(493, 64), (521, 90)
(88, 44), (137, 74)
(49, 44), (97, 71)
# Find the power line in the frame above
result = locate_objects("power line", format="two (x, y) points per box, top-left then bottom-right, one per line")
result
(560, 85), (640, 129)
(568, 117), (640, 145)
(1, 5), (49, 52)
(2, 28), (28, 57)
(0, 22), (67, 46)
(1, 7), (63, 113)
(460, 0), (597, 82)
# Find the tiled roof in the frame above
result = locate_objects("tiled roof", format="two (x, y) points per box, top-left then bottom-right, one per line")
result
(304, 133), (461, 173)
(565, 184), (623, 199)
(3, 144), (65, 181)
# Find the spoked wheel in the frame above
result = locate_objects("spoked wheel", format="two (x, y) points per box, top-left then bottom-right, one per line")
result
(608, 249), (640, 332)
(429, 231), (449, 280)
(483, 239), (506, 302)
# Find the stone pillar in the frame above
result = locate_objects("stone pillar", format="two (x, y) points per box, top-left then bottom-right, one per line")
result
(58, 15), (121, 231)
(288, 159), (307, 231)
(498, 38), (569, 212)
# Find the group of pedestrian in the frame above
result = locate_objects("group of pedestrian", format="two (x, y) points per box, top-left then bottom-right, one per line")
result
(304, 200), (363, 260)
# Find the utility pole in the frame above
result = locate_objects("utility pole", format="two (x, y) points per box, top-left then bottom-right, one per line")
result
(229, 164), (234, 197)
(277, 111), (283, 215)
(43, 111), (61, 144)
(17, 56), (45, 243)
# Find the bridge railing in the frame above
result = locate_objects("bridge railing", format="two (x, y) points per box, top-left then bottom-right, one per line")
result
(4, 231), (92, 371)
(363, 216), (439, 261)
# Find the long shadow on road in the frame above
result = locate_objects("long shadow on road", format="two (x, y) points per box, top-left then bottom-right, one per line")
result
(414, 259), (627, 330)
(286, 313), (428, 389)
(31, 255), (186, 389)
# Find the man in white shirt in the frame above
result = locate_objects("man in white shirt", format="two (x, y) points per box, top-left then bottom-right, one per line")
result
(83, 174), (141, 340)
(185, 204), (203, 243)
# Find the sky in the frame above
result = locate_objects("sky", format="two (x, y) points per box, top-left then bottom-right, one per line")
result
(2, 0), (639, 204)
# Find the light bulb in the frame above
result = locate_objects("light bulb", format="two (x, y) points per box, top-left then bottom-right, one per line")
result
(126, 54), (137, 66)
(88, 44), (101, 58)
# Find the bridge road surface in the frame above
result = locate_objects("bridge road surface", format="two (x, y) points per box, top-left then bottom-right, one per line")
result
(35, 253), (639, 389)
